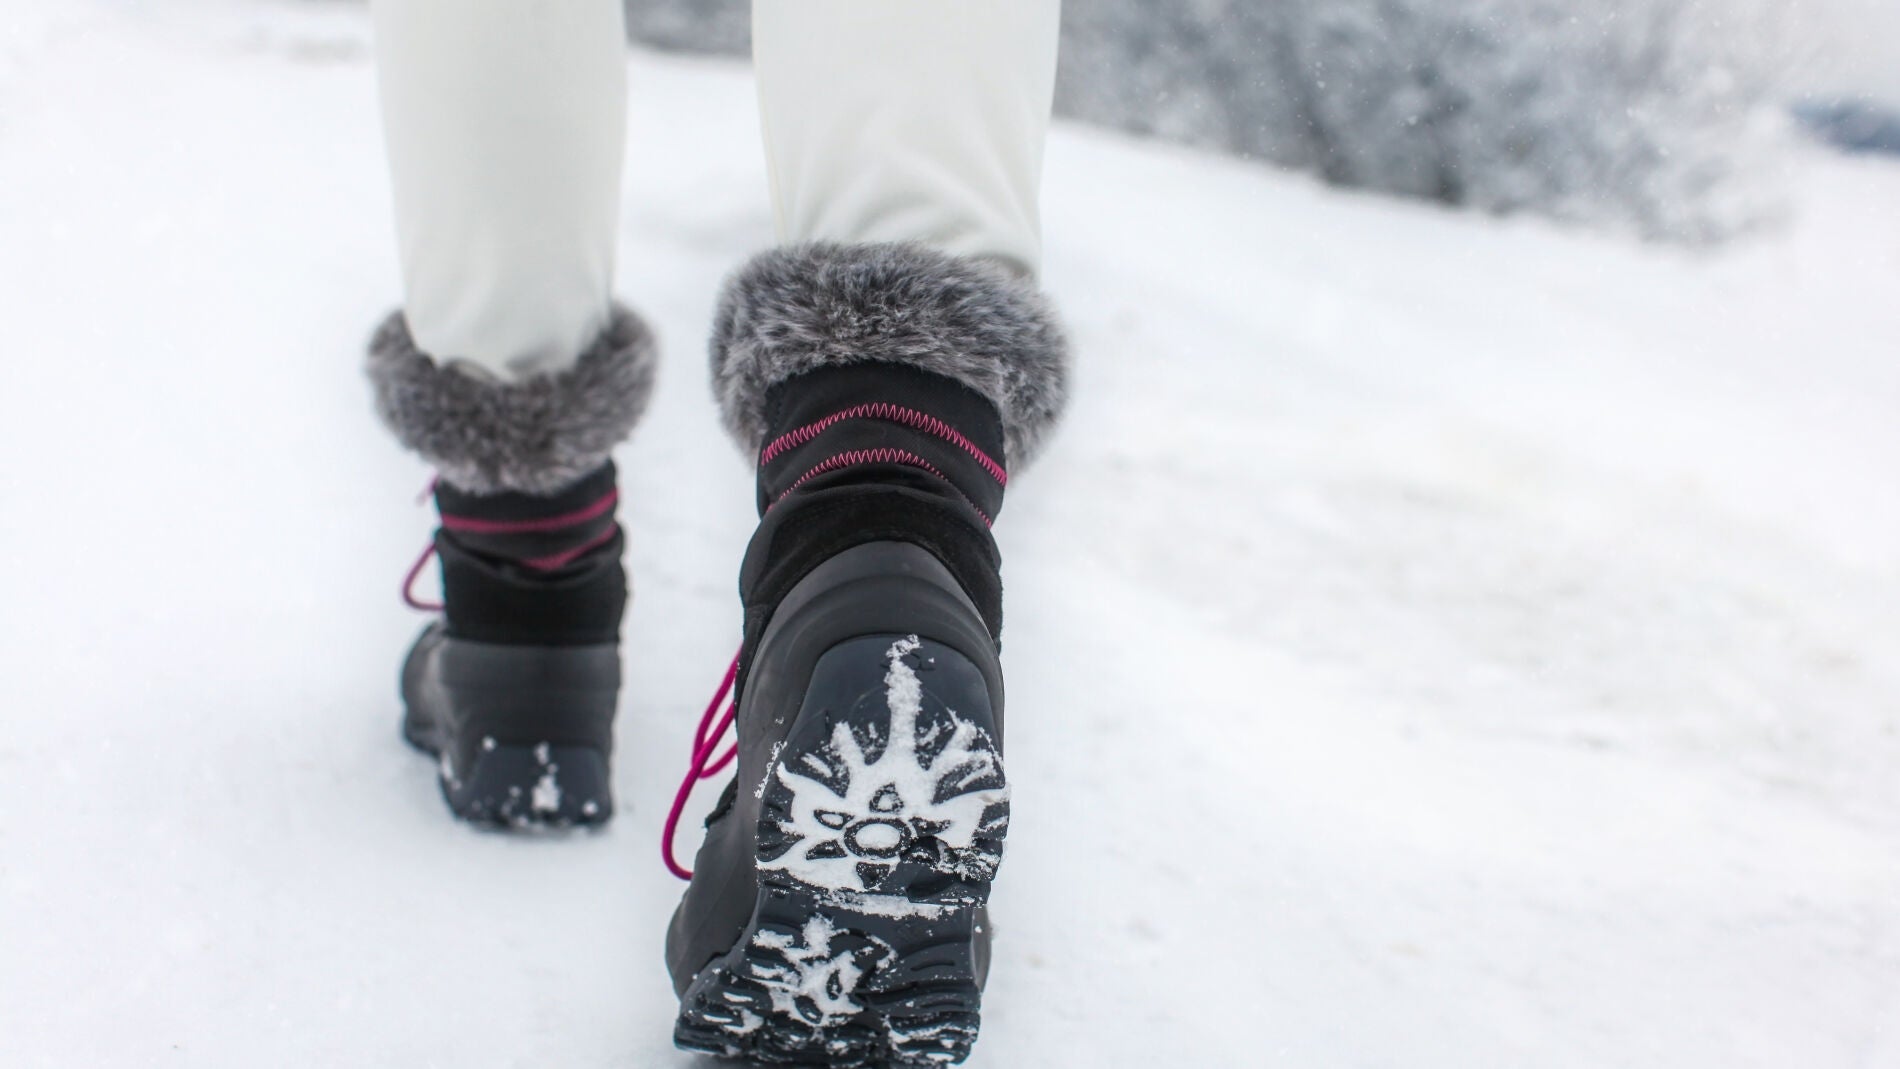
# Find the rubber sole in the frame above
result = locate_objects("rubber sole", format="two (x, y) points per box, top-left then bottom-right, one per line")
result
(399, 623), (619, 830)
(403, 727), (613, 829)
(674, 634), (1008, 1067)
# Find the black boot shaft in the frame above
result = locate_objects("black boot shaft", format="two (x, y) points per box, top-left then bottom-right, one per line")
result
(433, 462), (628, 646)
(752, 363), (1008, 525)
(737, 365), (1010, 700)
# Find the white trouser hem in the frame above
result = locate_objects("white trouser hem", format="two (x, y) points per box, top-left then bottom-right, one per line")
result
(371, 0), (628, 381)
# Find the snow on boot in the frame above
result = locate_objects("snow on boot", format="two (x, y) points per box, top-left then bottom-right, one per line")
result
(367, 306), (657, 828)
(664, 243), (1066, 1066)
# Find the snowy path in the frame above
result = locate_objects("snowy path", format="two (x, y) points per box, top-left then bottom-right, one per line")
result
(3, 3), (1898, 1066)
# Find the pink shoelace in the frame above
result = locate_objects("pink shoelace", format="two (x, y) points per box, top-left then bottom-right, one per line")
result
(661, 651), (741, 880)
(402, 478), (445, 612)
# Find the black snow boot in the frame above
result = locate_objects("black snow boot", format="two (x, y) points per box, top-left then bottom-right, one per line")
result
(664, 243), (1066, 1066)
(366, 306), (658, 828)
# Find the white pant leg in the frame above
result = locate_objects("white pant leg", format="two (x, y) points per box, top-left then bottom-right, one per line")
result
(751, 0), (1062, 279)
(370, 0), (627, 380)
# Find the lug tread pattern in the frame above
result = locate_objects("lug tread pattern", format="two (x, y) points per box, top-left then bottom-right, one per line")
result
(674, 637), (1006, 1067)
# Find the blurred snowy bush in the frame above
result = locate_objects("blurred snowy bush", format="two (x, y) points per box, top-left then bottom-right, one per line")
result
(1060, 0), (1791, 243)
(627, 0), (1789, 242)
(1795, 99), (1900, 156)
(623, 0), (748, 55)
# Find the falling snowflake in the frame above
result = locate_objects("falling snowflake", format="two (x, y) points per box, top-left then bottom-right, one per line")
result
(762, 636), (1008, 895)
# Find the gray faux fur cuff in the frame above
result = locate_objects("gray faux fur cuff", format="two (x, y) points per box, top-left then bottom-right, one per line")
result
(710, 242), (1069, 468)
(366, 305), (658, 496)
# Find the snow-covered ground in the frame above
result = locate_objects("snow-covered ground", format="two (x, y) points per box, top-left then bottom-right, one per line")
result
(3, 2), (1898, 1066)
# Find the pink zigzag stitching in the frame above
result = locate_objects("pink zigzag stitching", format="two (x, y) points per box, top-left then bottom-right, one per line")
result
(759, 403), (1008, 487)
(772, 447), (994, 528)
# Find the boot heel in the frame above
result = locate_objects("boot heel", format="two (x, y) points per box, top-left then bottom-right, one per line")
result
(400, 622), (620, 828)
(675, 633), (1007, 1066)
(438, 741), (613, 828)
